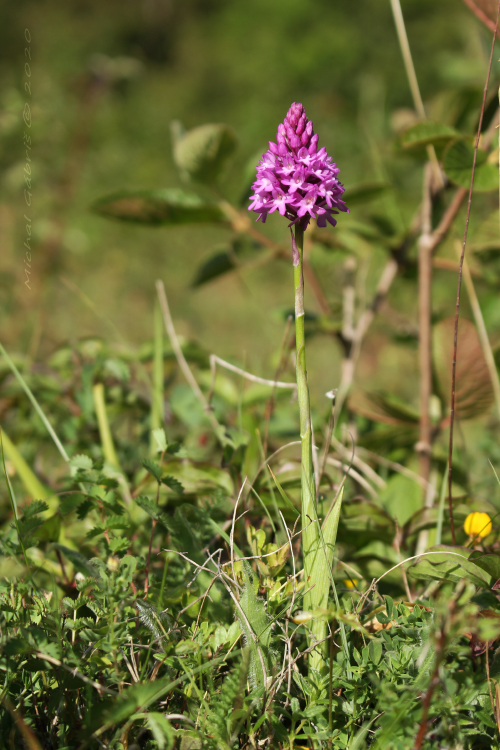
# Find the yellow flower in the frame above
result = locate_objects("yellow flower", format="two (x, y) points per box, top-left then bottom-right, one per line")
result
(343, 578), (358, 589)
(464, 512), (492, 540)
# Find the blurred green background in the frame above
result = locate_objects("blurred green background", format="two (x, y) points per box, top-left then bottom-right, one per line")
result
(0, 0), (498, 409)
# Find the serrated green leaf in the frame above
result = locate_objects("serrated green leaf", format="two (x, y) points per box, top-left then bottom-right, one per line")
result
(142, 459), (163, 484)
(135, 495), (171, 529)
(62, 596), (91, 611)
(76, 498), (95, 520)
(161, 475), (184, 494)
(92, 188), (226, 225)
(86, 516), (129, 539)
(69, 454), (93, 472)
(108, 537), (131, 554)
(157, 458), (233, 495)
(17, 516), (45, 537)
(135, 494), (160, 519)
(172, 122), (238, 185)
(21, 500), (49, 518)
(443, 138), (498, 192)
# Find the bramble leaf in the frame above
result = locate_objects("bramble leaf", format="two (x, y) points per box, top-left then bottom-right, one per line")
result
(443, 138), (498, 192)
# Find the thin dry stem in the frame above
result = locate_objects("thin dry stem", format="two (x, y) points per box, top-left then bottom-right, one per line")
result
(389, 0), (443, 188)
(417, 164), (434, 490)
(156, 280), (223, 441)
(209, 354), (296, 396)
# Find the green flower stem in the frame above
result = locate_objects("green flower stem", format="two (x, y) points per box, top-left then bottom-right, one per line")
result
(294, 227), (351, 676)
(293, 226), (320, 610)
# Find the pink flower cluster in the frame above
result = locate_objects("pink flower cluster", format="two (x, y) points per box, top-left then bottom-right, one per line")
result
(248, 103), (348, 230)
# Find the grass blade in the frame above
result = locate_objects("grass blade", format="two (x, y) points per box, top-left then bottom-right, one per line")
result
(0, 341), (69, 462)
(0, 428), (51, 502)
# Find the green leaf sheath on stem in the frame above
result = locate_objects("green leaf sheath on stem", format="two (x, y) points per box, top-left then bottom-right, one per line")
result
(92, 383), (120, 469)
(293, 226), (320, 612)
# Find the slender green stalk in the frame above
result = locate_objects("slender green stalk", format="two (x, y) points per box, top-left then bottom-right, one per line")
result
(293, 226), (320, 612)
(92, 383), (120, 469)
(293, 227), (351, 676)
(151, 300), (164, 454)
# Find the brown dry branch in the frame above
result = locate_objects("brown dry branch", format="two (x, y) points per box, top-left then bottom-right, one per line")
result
(462, 0), (500, 35)
(156, 279), (223, 442)
(417, 164), (434, 490)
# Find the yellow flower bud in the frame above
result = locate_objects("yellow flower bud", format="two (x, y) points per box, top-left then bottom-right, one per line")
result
(464, 512), (492, 539)
(107, 555), (120, 572)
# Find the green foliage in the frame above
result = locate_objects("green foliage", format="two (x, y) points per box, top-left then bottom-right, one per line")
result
(171, 122), (238, 186)
(443, 138), (499, 192)
(399, 121), (459, 157)
(91, 188), (227, 225)
(3, 2), (500, 746)
(235, 563), (275, 690)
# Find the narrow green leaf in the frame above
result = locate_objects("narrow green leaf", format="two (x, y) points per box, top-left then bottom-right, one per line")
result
(51, 544), (99, 579)
(207, 517), (243, 557)
(191, 251), (236, 287)
(92, 188), (227, 225)
(311, 487), (344, 611)
(93, 383), (120, 469)
(0, 341), (69, 462)
(266, 465), (299, 516)
(0, 429), (52, 504)
(151, 301), (164, 455)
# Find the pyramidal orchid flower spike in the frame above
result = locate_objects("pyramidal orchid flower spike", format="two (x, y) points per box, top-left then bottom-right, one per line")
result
(249, 104), (350, 675)
(248, 102), (348, 230)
